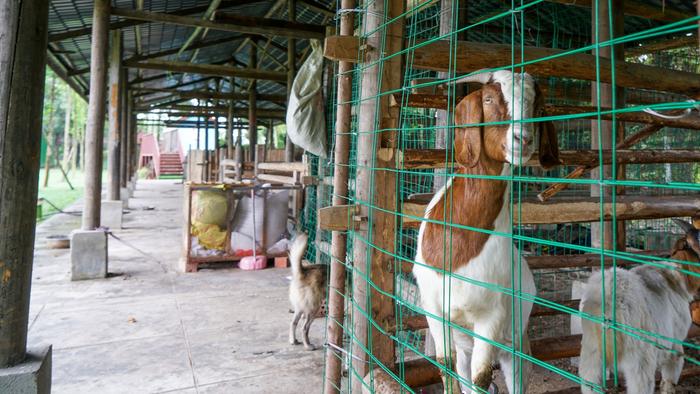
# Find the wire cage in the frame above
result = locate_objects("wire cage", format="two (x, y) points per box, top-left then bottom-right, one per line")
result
(303, 0), (700, 393)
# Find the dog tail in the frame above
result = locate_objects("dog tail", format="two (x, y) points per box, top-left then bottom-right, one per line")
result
(289, 232), (309, 279)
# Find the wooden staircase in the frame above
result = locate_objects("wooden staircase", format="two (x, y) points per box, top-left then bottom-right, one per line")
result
(158, 153), (183, 178)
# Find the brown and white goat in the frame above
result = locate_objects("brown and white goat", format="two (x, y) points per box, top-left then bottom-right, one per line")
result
(413, 70), (560, 394)
(579, 219), (700, 394)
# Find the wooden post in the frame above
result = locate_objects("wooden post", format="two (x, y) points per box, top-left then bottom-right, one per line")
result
(350, 0), (404, 391)
(82, 0), (110, 230)
(107, 30), (121, 201)
(434, 0), (467, 191)
(122, 91), (132, 186)
(591, 0), (625, 251)
(323, 1), (355, 390)
(285, 0), (296, 163)
(248, 43), (258, 164)
(0, 0), (50, 368)
(227, 76), (235, 160)
(120, 72), (129, 188)
(204, 112), (210, 181)
(319, 0), (355, 394)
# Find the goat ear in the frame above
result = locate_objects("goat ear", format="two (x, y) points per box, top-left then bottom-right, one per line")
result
(538, 120), (560, 169)
(533, 83), (561, 169)
(453, 91), (482, 167)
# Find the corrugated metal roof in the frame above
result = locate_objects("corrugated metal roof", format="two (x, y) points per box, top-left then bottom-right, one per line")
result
(47, 0), (694, 112)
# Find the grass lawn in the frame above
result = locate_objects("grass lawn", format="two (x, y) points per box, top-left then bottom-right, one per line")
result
(36, 168), (85, 221)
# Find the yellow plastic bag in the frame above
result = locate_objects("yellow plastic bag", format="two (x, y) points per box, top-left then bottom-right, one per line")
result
(192, 221), (226, 250)
(192, 190), (227, 227)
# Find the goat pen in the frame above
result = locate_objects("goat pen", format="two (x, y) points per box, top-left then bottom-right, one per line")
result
(297, 0), (700, 393)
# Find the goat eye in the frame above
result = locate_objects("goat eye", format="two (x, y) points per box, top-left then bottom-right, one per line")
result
(484, 97), (492, 104)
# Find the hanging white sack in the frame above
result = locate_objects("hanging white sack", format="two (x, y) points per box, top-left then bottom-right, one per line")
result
(285, 39), (327, 158)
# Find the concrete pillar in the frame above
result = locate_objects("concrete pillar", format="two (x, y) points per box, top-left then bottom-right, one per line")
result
(285, 0), (296, 163)
(0, 0), (53, 390)
(82, 0), (110, 230)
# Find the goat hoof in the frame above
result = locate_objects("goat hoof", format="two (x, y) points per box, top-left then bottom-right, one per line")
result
(660, 380), (676, 394)
(473, 366), (494, 391)
(304, 344), (317, 351)
(290, 339), (301, 346)
(488, 383), (499, 394)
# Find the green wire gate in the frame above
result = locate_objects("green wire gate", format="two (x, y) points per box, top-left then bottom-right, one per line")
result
(300, 1), (700, 393)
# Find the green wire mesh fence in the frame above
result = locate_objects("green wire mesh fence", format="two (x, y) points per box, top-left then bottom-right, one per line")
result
(299, 0), (700, 392)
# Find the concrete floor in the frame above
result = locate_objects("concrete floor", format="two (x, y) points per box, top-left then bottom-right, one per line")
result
(29, 180), (324, 394)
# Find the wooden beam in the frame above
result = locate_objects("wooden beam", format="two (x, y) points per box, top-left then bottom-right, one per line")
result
(401, 149), (700, 169)
(124, 59), (288, 81)
(213, 11), (327, 39)
(402, 195), (700, 226)
(135, 106), (286, 119)
(111, 7), (326, 40)
(133, 87), (286, 102)
(526, 250), (668, 270)
(325, 36), (700, 97)
(394, 92), (700, 129)
(545, 0), (693, 23)
(46, 51), (88, 101)
(626, 34), (698, 56)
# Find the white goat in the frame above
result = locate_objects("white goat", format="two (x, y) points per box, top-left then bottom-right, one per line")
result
(579, 219), (700, 394)
(413, 70), (560, 394)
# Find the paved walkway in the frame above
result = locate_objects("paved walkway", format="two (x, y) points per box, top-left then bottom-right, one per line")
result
(29, 180), (324, 394)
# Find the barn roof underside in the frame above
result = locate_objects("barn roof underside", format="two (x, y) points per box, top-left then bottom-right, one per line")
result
(46, 0), (697, 120)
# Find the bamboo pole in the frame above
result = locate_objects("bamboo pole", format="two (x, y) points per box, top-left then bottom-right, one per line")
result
(324, 0), (355, 391)
(82, 0), (110, 230)
(0, 0), (50, 368)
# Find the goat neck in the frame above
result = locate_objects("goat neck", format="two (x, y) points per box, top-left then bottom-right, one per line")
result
(420, 158), (507, 273)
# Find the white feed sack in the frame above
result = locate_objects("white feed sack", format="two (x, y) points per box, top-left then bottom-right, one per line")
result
(285, 39), (327, 158)
(230, 190), (289, 253)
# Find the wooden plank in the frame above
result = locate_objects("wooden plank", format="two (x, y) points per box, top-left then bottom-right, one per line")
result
(123, 59), (287, 81)
(257, 173), (296, 184)
(257, 161), (307, 172)
(401, 149), (700, 169)
(111, 7), (325, 40)
(318, 205), (359, 231)
(325, 36), (700, 97)
(402, 195), (700, 226)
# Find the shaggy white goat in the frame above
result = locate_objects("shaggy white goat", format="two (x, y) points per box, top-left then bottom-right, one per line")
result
(579, 219), (700, 394)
